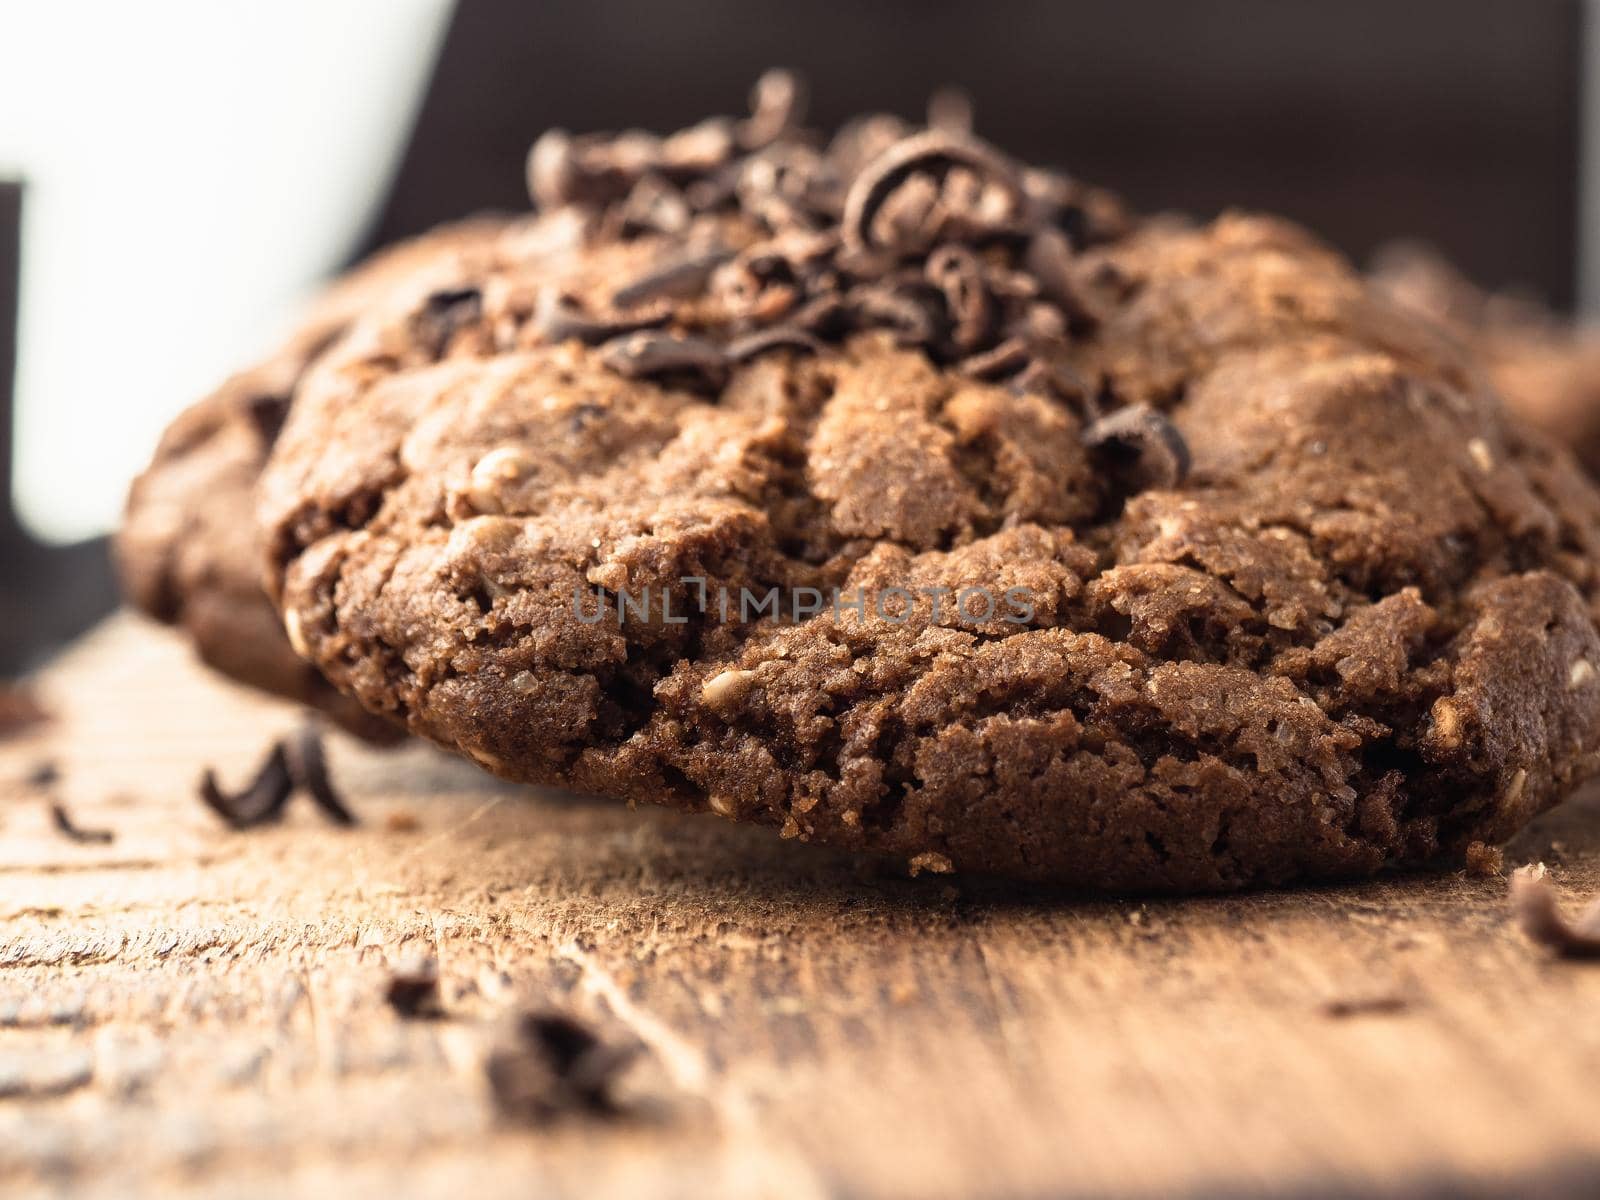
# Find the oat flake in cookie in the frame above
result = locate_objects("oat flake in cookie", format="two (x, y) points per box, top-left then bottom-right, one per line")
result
(117, 217), (513, 740)
(260, 75), (1600, 890)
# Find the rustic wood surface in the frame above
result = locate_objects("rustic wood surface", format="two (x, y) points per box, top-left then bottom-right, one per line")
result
(3, 614), (1600, 1200)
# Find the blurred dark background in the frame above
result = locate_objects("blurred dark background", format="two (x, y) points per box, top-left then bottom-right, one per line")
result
(371, 0), (1582, 302)
(1, 0), (1587, 671)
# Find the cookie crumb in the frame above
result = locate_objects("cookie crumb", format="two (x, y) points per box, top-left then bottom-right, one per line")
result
(385, 961), (445, 1019)
(1464, 841), (1504, 878)
(486, 1011), (640, 1124)
(384, 811), (421, 833)
(907, 851), (954, 876)
(1509, 865), (1600, 958)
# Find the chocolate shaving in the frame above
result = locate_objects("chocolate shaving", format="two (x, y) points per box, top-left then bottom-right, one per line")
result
(1024, 227), (1081, 315)
(385, 960), (446, 1019)
(659, 118), (737, 174)
(243, 393), (291, 444)
(284, 724), (357, 826)
(598, 332), (726, 383)
(611, 247), (733, 309)
(199, 725), (356, 830)
(846, 283), (944, 347)
(926, 245), (993, 351)
(486, 1011), (640, 1124)
(510, 78), (1136, 410)
(959, 337), (1031, 381)
(725, 326), (825, 362)
(739, 68), (806, 150)
(927, 87), (975, 135)
(841, 131), (1024, 253)
(532, 292), (669, 345)
(1510, 865), (1600, 958)
(611, 174), (693, 238)
(1083, 404), (1192, 491)
(49, 802), (113, 845)
(199, 742), (294, 829)
(526, 129), (580, 211)
(413, 287), (483, 358)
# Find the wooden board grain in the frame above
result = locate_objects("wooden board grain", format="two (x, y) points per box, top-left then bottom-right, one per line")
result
(2, 615), (1600, 1199)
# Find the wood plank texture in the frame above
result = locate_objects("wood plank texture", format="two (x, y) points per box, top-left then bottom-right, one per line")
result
(2, 615), (1599, 1199)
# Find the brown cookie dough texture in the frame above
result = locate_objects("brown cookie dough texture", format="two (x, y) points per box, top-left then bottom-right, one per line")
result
(1371, 243), (1600, 476)
(116, 216), (513, 739)
(261, 81), (1600, 888)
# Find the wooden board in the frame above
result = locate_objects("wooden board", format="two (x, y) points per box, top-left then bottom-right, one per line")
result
(3, 615), (1600, 1199)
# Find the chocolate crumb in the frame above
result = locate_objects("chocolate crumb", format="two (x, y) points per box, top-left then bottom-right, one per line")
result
(1465, 840), (1504, 878)
(1509, 864), (1600, 958)
(413, 287), (483, 358)
(48, 802), (114, 845)
(385, 961), (446, 1019)
(486, 1011), (640, 1124)
(199, 742), (294, 829)
(24, 760), (60, 790)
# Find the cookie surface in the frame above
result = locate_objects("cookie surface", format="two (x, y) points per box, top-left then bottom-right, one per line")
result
(261, 84), (1600, 888)
(1372, 244), (1600, 476)
(117, 217), (509, 738)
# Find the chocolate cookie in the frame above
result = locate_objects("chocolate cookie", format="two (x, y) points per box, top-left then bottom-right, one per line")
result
(1372, 243), (1600, 475)
(117, 217), (512, 738)
(260, 79), (1600, 889)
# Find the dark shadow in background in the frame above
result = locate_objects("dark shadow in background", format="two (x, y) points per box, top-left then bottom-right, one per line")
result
(371, 0), (1582, 305)
(0, 0), (1585, 670)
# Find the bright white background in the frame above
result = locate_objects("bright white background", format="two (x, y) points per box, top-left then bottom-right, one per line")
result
(0, 0), (452, 543)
